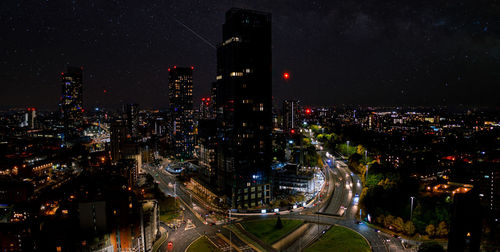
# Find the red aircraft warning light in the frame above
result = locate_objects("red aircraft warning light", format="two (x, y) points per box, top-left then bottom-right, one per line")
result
(305, 108), (312, 115)
(283, 72), (290, 80)
(290, 129), (295, 134)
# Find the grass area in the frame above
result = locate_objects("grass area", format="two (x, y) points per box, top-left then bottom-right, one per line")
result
(241, 218), (303, 244)
(159, 196), (180, 223)
(187, 236), (220, 252)
(305, 226), (370, 252)
(226, 225), (267, 252)
(159, 211), (179, 223)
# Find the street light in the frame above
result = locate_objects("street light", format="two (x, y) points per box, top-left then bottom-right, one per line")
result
(410, 196), (415, 220)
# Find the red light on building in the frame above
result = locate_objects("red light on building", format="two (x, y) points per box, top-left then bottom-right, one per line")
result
(191, 66), (194, 70)
(173, 65), (177, 69)
(168, 68), (170, 71)
(202, 98), (206, 101)
(290, 129), (295, 134)
(305, 108), (311, 115)
(61, 72), (64, 75)
(206, 97), (211, 101)
(103, 89), (107, 93)
(283, 72), (290, 80)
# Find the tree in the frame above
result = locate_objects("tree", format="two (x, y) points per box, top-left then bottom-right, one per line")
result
(418, 241), (445, 252)
(376, 214), (385, 225)
(276, 216), (283, 229)
(393, 217), (405, 232)
(425, 224), (436, 237)
(384, 215), (395, 229)
(404, 221), (416, 236)
(436, 221), (448, 237)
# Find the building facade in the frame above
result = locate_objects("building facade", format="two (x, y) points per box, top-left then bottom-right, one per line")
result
(215, 8), (273, 208)
(168, 67), (194, 160)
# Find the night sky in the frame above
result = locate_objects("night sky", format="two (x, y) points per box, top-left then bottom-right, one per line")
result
(1, 0), (499, 110)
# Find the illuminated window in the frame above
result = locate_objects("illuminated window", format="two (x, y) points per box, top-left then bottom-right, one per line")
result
(216, 75), (222, 80)
(230, 72), (243, 77)
(222, 36), (241, 46)
(259, 103), (264, 111)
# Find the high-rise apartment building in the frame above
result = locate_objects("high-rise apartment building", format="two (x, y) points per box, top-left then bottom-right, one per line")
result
(60, 66), (83, 137)
(168, 66), (194, 159)
(215, 8), (272, 208)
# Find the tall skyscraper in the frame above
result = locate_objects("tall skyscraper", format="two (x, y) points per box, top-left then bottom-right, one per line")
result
(215, 8), (272, 208)
(168, 66), (194, 159)
(282, 100), (300, 132)
(60, 66), (83, 137)
(126, 103), (139, 137)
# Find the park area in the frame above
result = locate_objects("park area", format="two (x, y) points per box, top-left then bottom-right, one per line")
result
(186, 236), (220, 252)
(305, 225), (371, 252)
(241, 218), (303, 244)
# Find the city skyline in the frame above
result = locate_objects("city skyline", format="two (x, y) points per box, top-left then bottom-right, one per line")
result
(0, 3), (499, 252)
(1, 0), (499, 110)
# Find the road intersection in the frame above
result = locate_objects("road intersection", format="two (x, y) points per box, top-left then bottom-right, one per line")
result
(144, 142), (410, 251)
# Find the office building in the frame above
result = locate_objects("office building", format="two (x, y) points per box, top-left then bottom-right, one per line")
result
(197, 119), (217, 185)
(215, 8), (272, 208)
(168, 66), (194, 159)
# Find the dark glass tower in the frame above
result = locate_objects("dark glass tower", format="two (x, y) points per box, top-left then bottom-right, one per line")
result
(60, 66), (83, 137)
(215, 8), (272, 208)
(168, 66), (194, 160)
